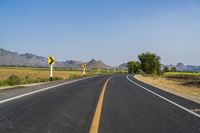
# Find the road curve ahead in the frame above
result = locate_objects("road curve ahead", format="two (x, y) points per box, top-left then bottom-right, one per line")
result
(0, 74), (200, 133)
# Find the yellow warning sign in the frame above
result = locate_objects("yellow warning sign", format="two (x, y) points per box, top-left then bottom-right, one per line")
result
(48, 56), (55, 65)
(82, 64), (87, 68)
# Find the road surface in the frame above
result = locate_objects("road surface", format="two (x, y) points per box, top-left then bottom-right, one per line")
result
(0, 74), (199, 133)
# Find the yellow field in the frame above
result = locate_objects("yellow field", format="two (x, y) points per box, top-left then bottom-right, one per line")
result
(164, 72), (200, 79)
(0, 67), (83, 80)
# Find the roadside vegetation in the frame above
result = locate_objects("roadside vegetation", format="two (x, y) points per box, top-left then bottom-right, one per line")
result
(128, 52), (200, 103)
(0, 67), (127, 87)
(0, 67), (83, 87)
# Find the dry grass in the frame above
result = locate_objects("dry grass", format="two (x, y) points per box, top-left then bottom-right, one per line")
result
(0, 67), (83, 80)
(0, 67), (100, 87)
(136, 74), (200, 103)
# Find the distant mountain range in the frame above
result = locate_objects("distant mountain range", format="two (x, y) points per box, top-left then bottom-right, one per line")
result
(0, 48), (114, 69)
(162, 62), (200, 72)
(175, 62), (200, 72)
(1, 48), (198, 71)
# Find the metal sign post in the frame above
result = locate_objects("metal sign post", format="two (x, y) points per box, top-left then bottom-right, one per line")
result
(50, 64), (53, 82)
(82, 64), (86, 76)
(48, 56), (55, 82)
(107, 69), (109, 74)
(83, 67), (86, 76)
(98, 69), (100, 74)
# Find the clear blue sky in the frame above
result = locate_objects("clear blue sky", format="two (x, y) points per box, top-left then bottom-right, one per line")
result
(0, 0), (200, 66)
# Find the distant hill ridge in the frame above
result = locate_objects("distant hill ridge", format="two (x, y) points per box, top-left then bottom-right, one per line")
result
(1, 48), (198, 71)
(0, 48), (112, 69)
(175, 62), (200, 72)
(162, 62), (200, 72)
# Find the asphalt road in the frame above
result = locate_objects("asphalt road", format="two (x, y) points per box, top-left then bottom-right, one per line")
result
(0, 74), (200, 133)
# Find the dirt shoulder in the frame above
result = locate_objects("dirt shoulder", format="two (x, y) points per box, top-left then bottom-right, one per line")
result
(135, 75), (200, 104)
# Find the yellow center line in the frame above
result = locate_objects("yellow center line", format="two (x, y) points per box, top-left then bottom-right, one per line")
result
(89, 76), (113, 133)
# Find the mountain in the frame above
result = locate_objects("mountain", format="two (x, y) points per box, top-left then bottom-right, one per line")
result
(115, 63), (128, 70)
(61, 60), (83, 68)
(176, 62), (188, 71)
(0, 48), (112, 69)
(86, 59), (112, 69)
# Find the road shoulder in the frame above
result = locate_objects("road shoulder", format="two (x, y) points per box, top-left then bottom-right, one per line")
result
(127, 75), (200, 115)
(135, 74), (200, 104)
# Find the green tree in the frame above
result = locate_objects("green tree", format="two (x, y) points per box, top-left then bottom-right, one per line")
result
(128, 61), (140, 74)
(171, 66), (176, 72)
(138, 52), (161, 74)
(163, 66), (169, 72)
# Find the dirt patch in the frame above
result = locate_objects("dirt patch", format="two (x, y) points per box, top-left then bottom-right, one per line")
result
(135, 75), (200, 103)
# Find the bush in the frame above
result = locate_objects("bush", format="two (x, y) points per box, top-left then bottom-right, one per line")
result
(6, 75), (21, 85)
(53, 77), (63, 81)
(163, 66), (169, 73)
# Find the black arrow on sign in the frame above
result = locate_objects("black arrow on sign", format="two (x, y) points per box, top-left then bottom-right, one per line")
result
(49, 57), (54, 64)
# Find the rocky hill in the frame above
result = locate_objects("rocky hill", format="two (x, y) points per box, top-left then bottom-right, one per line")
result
(115, 63), (128, 70)
(86, 59), (112, 69)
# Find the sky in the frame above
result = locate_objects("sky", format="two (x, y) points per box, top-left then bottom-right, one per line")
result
(0, 0), (200, 66)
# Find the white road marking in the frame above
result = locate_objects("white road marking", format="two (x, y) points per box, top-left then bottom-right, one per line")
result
(126, 75), (200, 118)
(0, 76), (101, 104)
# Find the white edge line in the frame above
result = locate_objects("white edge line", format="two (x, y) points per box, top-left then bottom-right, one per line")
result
(126, 75), (200, 118)
(0, 75), (101, 104)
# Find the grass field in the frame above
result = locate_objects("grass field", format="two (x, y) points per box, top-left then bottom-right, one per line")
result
(0, 67), (91, 87)
(0, 67), (127, 86)
(0, 67), (82, 80)
(0, 67), (127, 87)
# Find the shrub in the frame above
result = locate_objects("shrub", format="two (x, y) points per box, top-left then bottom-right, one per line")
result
(6, 75), (21, 85)
(53, 76), (63, 80)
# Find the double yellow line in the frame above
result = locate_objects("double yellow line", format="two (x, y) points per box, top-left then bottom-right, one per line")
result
(89, 76), (112, 133)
